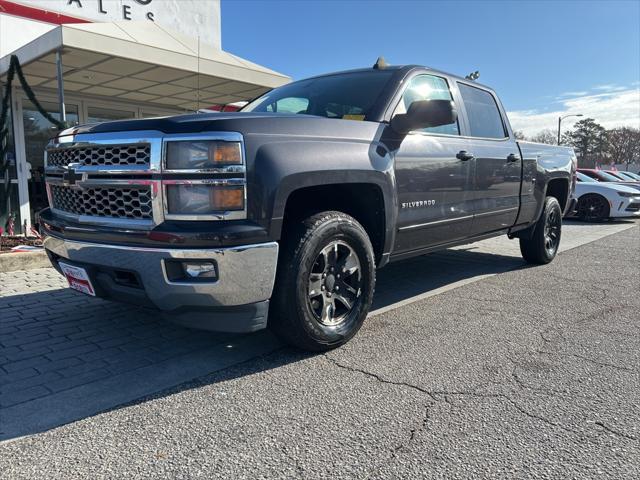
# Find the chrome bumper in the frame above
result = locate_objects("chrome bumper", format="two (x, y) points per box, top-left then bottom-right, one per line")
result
(43, 236), (279, 311)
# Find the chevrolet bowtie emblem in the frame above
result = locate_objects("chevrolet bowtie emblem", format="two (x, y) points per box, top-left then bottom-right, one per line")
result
(62, 167), (85, 186)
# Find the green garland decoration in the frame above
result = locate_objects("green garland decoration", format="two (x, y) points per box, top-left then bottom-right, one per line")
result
(1, 55), (68, 192)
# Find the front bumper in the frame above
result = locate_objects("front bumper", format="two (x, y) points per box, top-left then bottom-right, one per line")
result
(613, 197), (640, 218)
(43, 235), (279, 332)
(564, 196), (578, 217)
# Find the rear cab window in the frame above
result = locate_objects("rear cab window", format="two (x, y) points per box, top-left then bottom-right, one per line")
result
(457, 83), (508, 139)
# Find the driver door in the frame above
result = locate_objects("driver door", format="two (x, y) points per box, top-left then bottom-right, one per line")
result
(393, 74), (474, 254)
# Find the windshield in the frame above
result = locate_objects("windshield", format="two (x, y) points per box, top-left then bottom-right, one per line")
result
(617, 171), (640, 181)
(606, 171), (627, 180)
(576, 172), (597, 182)
(596, 170), (625, 182)
(242, 70), (395, 120)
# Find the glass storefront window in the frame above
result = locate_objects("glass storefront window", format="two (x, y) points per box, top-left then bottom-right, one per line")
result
(1, 91), (22, 235)
(87, 106), (135, 124)
(22, 100), (79, 224)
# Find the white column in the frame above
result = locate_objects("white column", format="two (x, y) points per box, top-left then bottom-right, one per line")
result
(12, 91), (31, 233)
(56, 50), (67, 124)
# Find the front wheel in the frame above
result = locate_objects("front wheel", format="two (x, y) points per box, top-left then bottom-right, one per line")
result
(270, 211), (376, 351)
(576, 193), (610, 222)
(519, 196), (562, 265)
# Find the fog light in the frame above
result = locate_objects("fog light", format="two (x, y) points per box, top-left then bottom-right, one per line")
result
(165, 260), (218, 283)
(183, 261), (217, 279)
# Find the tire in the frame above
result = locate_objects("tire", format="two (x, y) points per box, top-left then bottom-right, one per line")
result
(519, 196), (562, 265)
(576, 193), (610, 222)
(270, 211), (376, 351)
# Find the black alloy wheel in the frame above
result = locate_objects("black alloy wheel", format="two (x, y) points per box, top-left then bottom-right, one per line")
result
(543, 204), (562, 257)
(520, 196), (563, 265)
(307, 240), (362, 327)
(270, 211), (375, 351)
(577, 194), (610, 222)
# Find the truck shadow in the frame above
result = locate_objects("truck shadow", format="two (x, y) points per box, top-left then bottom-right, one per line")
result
(0, 247), (527, 440)
(563, 218), (639, 226)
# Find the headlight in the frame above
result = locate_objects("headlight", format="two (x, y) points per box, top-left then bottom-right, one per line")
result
(618, 191), (636, 197)
(165, 141), (242, 170)
(166, 183), (245, 215)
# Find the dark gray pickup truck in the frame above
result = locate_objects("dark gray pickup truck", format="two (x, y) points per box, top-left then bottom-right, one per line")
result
(41, 64), (576, 350)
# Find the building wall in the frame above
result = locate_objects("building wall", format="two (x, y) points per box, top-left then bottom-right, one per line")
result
(0, 0), (221, 57)
(0, 15), (57, 58)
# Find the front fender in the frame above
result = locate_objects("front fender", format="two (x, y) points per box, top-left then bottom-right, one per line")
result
(248, 136), (397, 258)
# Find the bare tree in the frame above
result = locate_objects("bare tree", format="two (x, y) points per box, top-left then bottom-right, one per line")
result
(606, 127), (640, 169)
(513, 130), (527, 140)
(530, 129), (557, 145)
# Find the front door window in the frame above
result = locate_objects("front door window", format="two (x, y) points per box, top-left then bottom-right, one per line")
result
(393, 75), (473, 252)
(395, 74), (460, 136)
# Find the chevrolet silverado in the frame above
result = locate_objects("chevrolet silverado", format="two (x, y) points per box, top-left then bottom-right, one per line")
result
(41, 63), (577, 350)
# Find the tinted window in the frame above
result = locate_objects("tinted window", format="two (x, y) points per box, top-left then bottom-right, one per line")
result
(619, 171), (640, 180)
(458, 83), (506, 139)
(243, 70), (394, 120)
(579, 170), (599, 180)
(265, 97), (309, 114)
(576, 172), (596, 182)
(395, 75), (459, 135)
(605, 171), (627, 181)
(595, 171), (625, 182)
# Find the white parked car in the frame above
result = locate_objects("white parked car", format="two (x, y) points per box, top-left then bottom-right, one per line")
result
(570, 172), (640, 221)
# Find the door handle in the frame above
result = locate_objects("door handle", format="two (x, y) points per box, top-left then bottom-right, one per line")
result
(507, 153), (520, 163)
(456, 150), (474, 161)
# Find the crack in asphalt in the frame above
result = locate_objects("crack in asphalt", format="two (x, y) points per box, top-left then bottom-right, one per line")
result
(323, 355), (436, 478)
(323, 355), (437, 400)
(536, 350), (638, 373)
(325, 351), (640, 456)
(325, 355), (578, 443)
(595, 421), (638, 441)
(505, 355), (570, 396)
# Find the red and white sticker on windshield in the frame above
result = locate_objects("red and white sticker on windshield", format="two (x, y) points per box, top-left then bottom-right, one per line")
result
(59, 262), (96, 297)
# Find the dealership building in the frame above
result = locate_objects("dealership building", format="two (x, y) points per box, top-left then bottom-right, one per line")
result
(0, 0), (290, 234)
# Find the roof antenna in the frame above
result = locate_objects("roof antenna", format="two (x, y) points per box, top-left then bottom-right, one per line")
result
(373, 56), (388, 70)
(465, 70), (480, 81)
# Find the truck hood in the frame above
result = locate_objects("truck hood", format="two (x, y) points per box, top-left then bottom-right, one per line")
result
(57, 112), (382, 142)
(62, 112), (304, 135)
(576, 182), (640, 195)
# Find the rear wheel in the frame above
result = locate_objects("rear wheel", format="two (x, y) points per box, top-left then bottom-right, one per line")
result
(270, 211), (376, 351)
(576, 194), (610, 221)
(519, 196), (562, 265)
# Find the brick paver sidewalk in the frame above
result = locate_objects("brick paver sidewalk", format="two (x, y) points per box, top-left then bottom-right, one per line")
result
(0, 268), (235, 409)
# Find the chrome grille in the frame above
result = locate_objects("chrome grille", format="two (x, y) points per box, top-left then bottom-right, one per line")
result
(47, 144), (150, 168)
(50, 185), (153, 220)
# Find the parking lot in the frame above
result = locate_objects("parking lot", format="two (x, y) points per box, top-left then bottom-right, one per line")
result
(1, 220), (638, 478)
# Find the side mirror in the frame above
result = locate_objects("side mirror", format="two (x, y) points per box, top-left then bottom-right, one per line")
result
(391, 99), (457, 135)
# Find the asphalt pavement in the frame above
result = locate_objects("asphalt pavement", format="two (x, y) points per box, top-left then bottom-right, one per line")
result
(0, 222), (638, 479)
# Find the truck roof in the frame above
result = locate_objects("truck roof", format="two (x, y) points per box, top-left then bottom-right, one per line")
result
(300, 64), (494, 91)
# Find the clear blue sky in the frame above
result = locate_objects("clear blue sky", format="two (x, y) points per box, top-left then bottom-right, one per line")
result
(222, 0), (640, 132)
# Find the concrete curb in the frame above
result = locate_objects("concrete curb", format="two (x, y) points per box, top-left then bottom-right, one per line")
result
(0, 251), (50, 272)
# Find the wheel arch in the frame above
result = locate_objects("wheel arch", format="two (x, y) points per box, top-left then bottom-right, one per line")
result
(274, 176), (394, 266)
(545, 177), (570, 211)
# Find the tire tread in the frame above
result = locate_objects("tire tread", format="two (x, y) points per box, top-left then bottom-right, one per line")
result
(520, 196), (562, 265)
(270, 211), (375, 351)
